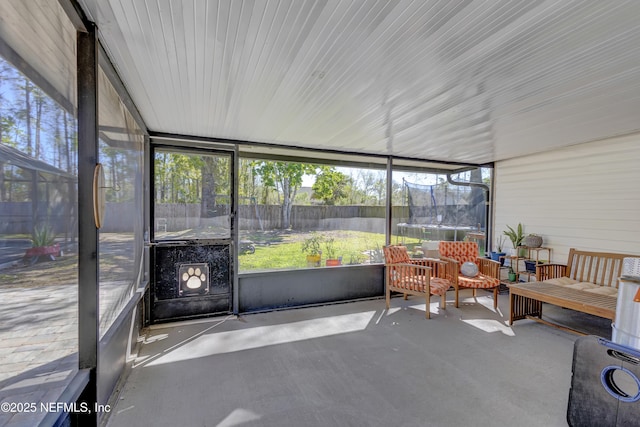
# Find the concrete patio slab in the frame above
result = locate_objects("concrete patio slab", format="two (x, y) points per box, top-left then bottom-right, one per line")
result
(105, 291), (611, 427)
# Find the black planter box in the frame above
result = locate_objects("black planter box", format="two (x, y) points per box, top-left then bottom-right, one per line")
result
(524, 260), (540, 273)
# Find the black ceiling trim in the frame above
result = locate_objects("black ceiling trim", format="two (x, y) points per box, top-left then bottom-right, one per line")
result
(148, 131), (491, 172)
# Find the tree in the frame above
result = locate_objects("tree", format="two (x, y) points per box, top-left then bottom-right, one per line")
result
(311, 166), (349, 205)
(21, 78), (33, 155)
(252, 160), (316, 228)
(201, 155), (229, 218)
(33, 86), (47, 159)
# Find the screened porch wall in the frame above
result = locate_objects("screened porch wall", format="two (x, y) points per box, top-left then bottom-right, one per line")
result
(493, 132), (640, 262)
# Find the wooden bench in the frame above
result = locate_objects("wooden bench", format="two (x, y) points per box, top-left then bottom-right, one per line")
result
(509, 248), (638, 333)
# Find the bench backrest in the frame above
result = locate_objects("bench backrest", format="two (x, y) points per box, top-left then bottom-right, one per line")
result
(566, 248), (629, 288)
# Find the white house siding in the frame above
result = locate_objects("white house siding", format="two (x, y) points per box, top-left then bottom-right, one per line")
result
(493, 133), (640, 263)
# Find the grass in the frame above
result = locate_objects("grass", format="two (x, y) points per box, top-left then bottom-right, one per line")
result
(238, 230), (420, 271)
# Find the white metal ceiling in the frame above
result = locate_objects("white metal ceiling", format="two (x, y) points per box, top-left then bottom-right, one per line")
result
(79, 0), (640, 164)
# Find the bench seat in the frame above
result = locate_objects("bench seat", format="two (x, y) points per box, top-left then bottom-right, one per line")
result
(509, 281), (617, 323)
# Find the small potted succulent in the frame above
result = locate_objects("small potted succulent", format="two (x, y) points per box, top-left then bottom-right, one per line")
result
(508, 267), (517, 282)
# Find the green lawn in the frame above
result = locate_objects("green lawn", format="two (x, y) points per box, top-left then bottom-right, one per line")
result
(238, 230), (420, 271)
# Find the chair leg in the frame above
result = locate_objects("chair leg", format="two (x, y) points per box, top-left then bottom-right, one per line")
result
(403, 293), (408, 300)
(455, 287), (460, 308)
(385, 285), (391, 310)
(493, 287), (498, 310)
(426, 292), (431, 319)
(440, 293), (446, 310)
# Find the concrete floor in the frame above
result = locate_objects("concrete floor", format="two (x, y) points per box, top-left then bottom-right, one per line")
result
(105, 291), (611, 427)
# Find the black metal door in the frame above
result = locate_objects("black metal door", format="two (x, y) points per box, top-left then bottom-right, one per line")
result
(150, 146), (233, 323)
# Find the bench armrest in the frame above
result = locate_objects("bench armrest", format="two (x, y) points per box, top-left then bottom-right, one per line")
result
(536, 263), (567, 281)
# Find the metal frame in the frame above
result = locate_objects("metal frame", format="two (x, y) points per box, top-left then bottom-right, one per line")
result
(150, 131), (486, 173)
(149, 143), (237, 321)
(76, 22), (99, 426)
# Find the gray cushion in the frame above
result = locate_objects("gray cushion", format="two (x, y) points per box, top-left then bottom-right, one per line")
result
(461, 261), (479, 277)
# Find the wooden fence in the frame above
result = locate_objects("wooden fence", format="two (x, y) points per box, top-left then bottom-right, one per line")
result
(1, 202), (480, 235)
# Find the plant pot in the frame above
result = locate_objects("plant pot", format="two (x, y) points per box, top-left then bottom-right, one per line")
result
(523, 235), (543, 248)
(490, 251), (506, 265)
(306, 254), (321, 267)
(25, 243), (61, 257)
(325, 259), (341, 267)
(24, 243), (61, 264)
(508, 272), (517, 282)
(524, 260), (540, 273)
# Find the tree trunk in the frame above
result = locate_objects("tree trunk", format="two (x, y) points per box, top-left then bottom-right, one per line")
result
(201, 156), (217, 220)
(35, 89), (43, 159)
(64, 111), (71, 172)
(25, 79), (32, 155)
(0, 162), (5, 202)
(281, 178), (291, 229)
(54, 108), (61, 168)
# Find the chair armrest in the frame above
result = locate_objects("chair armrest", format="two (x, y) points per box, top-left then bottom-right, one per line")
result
(439, 256), (459, 270)
(439, 256), (460, 283)
(410, 258), (447, 278)
(386, 263), (433, 281)
(477, 257), (500, 279)
(535, 263), (567, 281)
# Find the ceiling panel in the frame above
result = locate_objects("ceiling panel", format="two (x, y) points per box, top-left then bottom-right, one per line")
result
(79, 0), (640, 164)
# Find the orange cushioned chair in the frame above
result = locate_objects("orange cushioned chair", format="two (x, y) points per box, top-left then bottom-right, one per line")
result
(383, 245), (453, 319)
(438, 241), (501, 309)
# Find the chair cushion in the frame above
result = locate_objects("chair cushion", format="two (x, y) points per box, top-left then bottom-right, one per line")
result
(543, 277), (579, 286)
(430, 277), (451, 295)
(458, 273), (500, 289)
(565, 282), (600, 291)
(542, 277), (618, 296)
(383, 245), (410, 264)
(439, 241), (478, 264)
(392, 275), (451, 296)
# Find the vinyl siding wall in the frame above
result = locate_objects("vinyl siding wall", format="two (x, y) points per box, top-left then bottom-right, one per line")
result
(493, 133), (640, 263)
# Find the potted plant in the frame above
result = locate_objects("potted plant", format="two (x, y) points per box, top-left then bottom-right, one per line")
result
(302, 233), (323, 267)
(508, 267), (517, 282)
(24, 224), (61, 264)
(368, 243), (385, 264)
(347, 253), (364, 265)
(503, 223), (525, 256)
(490, 236), (506, 265)
(324, 237), (342, 266)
